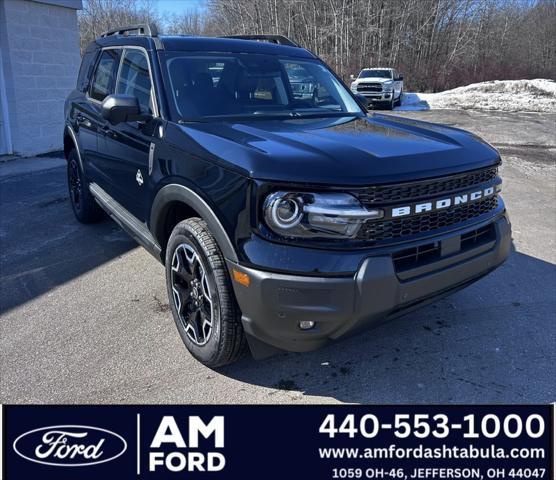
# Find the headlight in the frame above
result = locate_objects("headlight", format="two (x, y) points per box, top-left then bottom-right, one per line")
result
(383, 81), (393, 92)
(350, 82), (357, 91)
(263, 191), (383, 239)
(266, 193), (303, 229)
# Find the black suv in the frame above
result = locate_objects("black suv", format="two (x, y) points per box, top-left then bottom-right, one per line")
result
(64, 25), (511, 367)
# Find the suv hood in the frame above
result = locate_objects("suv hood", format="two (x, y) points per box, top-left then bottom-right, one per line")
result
(177, 114), (499, 186)
(352, 77), (393, 84)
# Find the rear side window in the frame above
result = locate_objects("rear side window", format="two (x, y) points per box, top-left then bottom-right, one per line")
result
(115, 49), (153, 114)
(89, 49), (119, 102)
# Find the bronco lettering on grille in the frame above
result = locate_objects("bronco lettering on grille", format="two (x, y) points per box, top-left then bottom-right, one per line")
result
(391, 187), (495, 218)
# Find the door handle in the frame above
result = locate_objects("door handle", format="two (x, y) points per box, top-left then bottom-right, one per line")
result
(76, 114), (92, 128)
(100, 125), (117, 139)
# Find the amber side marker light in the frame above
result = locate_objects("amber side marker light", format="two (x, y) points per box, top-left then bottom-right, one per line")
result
(232, 269), (250, 287)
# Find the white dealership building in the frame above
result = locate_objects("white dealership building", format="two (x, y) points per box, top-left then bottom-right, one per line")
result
(0, 0), (82, 156)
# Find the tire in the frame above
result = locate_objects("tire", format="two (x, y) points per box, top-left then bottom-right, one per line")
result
(67, 149), (103, 223)
(165, 218), (246, 368)
(396, 89), (403, 107)
(388, 96), (395, 110)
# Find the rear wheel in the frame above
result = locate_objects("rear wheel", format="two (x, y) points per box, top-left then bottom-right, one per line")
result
(165, 218), (246, 368)
(67, 149), (102, 223)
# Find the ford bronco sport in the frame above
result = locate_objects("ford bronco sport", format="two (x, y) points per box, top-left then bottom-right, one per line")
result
(64, 25), (511, 367)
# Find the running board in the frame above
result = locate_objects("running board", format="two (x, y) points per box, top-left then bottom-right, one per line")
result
(89, 182), (163, 262)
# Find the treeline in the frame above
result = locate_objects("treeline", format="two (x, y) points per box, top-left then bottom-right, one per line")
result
(78, 0), (556, 92)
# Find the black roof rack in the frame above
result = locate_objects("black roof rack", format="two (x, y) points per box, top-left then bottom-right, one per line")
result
(221, 34), (299, 48)
(101, 23), (158, 38)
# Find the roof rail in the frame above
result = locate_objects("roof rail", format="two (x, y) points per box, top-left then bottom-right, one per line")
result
(100, 23), (158, 38)
(221, 34), (300, 48)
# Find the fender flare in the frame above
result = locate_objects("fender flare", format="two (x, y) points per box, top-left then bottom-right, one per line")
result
(150, 184), (239, 263)
(64, 124), (84, 171)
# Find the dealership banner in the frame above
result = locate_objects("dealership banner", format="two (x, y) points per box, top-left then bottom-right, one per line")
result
(1, 405), (553, 479)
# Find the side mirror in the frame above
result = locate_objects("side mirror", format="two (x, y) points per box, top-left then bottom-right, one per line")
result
(101, 94), (150, 125)
(350, 74), (355, 80)
(397, 74), (404, 81)
(355, 93), (369, 109)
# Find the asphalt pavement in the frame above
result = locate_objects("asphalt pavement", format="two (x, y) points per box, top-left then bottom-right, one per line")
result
(1, 109), (555, 404)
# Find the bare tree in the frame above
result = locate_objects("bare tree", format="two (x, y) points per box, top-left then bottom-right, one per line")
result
(166, 9), (206, 36)
(78, 0), (161, 52)
(78, 0), (556, 91)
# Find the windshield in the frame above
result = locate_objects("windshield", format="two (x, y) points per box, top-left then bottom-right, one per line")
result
(163, 53), (362, 121)
(359, 69), (392, 79)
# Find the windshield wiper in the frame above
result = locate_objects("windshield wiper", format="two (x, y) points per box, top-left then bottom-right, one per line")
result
(252, 111), (297, 117)
(177, 111), (362, 123)
(190, 112), (298, 120)
(283, 111), (360, 119)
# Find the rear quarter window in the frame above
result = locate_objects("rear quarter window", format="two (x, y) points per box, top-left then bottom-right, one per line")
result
(76, 51), (96, 93)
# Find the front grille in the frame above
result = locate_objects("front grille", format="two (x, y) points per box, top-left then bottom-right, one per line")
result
(393, 242), (441, 271)
(357, 83), (382, 92)
(356, 167), (498, 206)
(291, 82), (314, 93)
(392, 224), (495, 271)
(460, 223), (495, 248)
(358, 196), (498, 243)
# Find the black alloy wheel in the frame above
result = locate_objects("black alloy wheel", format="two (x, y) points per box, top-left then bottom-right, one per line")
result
(171, 242), (214, 346)
(68, 157), (83, 211)
(165, 218), (246, 367)
(67, 149), (102, 223)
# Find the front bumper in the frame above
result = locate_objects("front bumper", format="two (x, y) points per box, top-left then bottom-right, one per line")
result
(352, 90), (392, 102)
(229, 214), (511, 354)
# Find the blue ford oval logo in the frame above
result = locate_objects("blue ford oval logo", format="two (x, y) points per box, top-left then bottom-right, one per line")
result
(13, 425), (127, 467)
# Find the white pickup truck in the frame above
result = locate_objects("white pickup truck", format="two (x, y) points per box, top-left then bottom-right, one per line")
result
(350, 68), (403, 109)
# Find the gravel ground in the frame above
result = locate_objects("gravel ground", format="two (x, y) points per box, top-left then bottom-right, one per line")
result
(1, 109), (555, 404)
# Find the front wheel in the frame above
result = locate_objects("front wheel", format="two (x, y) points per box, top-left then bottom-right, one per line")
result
(396, 90), (403, 106)
(165, 218), (246, 368)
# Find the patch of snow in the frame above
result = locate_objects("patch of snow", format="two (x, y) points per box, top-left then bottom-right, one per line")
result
(394, 92), (430, 110)
(394, 79), (556, 113)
